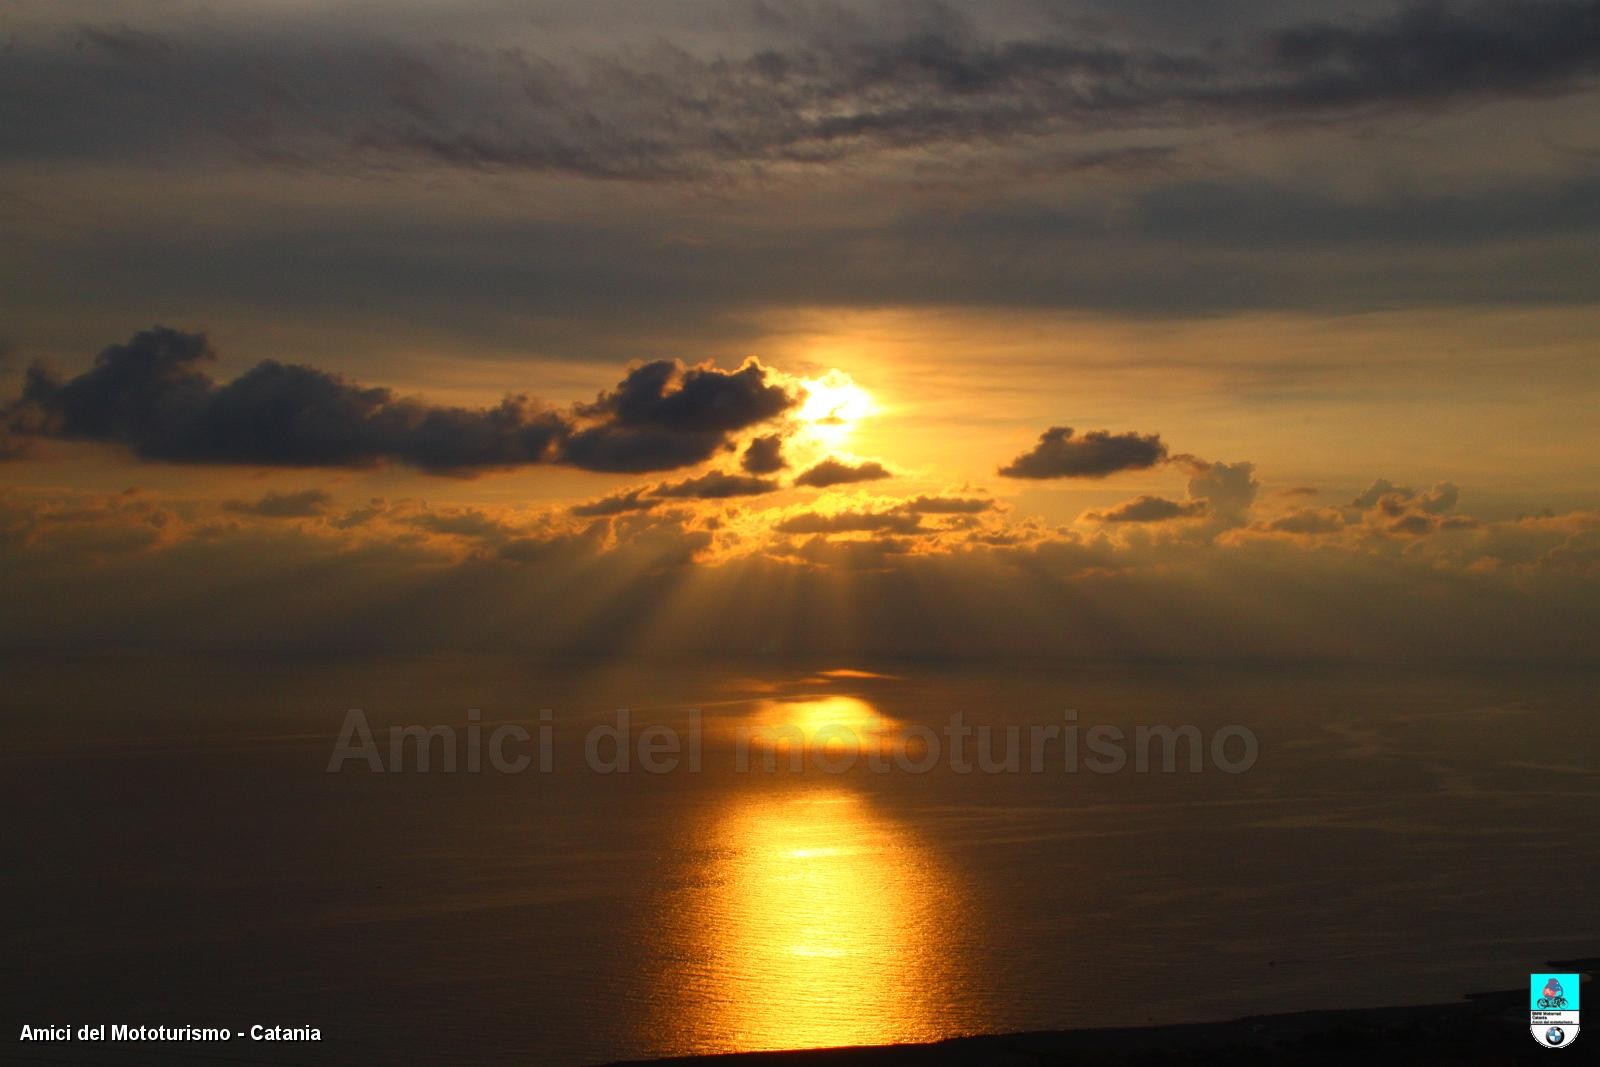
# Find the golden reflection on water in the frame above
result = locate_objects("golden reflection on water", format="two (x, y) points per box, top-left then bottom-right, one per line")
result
(745, 695), (899, 749)
(649, 695), (974, 1055)
(674, 786), (965, 1053)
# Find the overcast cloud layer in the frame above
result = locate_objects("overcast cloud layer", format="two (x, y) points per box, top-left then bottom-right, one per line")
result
(4, 0), (1600, 357)
(6, 1), (1600, 178)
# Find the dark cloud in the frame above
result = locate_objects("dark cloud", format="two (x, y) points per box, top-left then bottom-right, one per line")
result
(1086, 494), (1208, 523)
(999, 426), (1168, 479)
(571, 488), (660, 517)
(3, 329), (796, 475)
(224, 488), (333, 518)
(577, 359), (793, 434)
(741, 433), (787, 474)
(557, 425), (731, 474)
(7, 328), (566, 472)
(1259, 0), (1600, 110)
(651, 471), (782, 499)
(561, 358), (796, 473)
(10, 2), (1599, 180)
(794, 457), (893, 488)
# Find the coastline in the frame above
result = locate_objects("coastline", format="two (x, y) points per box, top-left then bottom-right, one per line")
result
(611, 957), (1593, 1065)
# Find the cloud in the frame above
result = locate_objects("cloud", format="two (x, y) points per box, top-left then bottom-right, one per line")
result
(900, 495), (995, 515)
(1263, 508), (1347, 535)
(1350, 478), (1398, 509)
(741, 433), (787, 475)
(405, 507), (520, 542)
(1080, 458), (1256, 528)
(559, 358), (796, 473)
(0, 426), (28, 461)
(223, 488), (333, 518)
(575, 358), (794, 435)
(1085, 494), (1208, 524)
(3, 329), (796, 475)
(1183, 459), (1259, 526)
(1128, 176), (1600, 251)
(1350, 479), (1460, 514)
(76, 24), (174, 59)
(576, 470), (780, 518)
(6, 328), (565, 472)
(556, 425), (730, 474)
(999, 427), (1168, 479)
(573, 469), (782, 514)
(1388, 512), (1438, 536)
(1259, 0), (1600, 110)
(779, 534), (915, 572)
(496, 532), (594, 564)
(651, 471), (782, 499)
(773, 508), (924, 535)
(571, 488), (660, 517)
(1423, 483), (1462, 514)
(330, 498), (388, 530)
(11, 2), (1597, 181)
(6, 478), (1600, 663)
(794, 457), (893, 488)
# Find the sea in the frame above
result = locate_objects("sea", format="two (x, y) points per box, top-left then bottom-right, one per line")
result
(3, 653), (1596, 1064)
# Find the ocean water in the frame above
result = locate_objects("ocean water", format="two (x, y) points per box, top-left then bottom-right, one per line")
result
(3, 654), (1597, 1064)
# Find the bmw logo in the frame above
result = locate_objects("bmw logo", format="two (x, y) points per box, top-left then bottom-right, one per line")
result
(1546, 1026), (1566, 1046)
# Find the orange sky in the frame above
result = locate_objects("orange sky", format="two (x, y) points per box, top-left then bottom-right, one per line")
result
(3, 0), (1599, 661)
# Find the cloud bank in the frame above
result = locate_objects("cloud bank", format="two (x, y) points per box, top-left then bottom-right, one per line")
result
(3, 473), (1597, 664)
(3, 328), (796, 475)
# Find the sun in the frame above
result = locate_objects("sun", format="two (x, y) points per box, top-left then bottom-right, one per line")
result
(797, 371), (876, 447)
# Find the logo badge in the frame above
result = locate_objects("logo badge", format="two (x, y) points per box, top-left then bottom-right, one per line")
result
(1530, 973), (1580, 1049)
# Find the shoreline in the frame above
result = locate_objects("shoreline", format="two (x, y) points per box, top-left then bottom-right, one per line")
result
(611, 957), (1593, 1065)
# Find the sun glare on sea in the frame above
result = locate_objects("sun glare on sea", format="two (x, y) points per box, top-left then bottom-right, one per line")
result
(745, 695), (899, 757)
(650, 787), (971, 1054)
(798, 371), (876, 447)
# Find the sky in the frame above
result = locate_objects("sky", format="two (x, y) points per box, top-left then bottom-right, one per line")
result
(2, 0), (1598, 661)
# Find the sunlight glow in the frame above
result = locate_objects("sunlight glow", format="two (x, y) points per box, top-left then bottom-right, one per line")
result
(797, 371), (876, 447)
